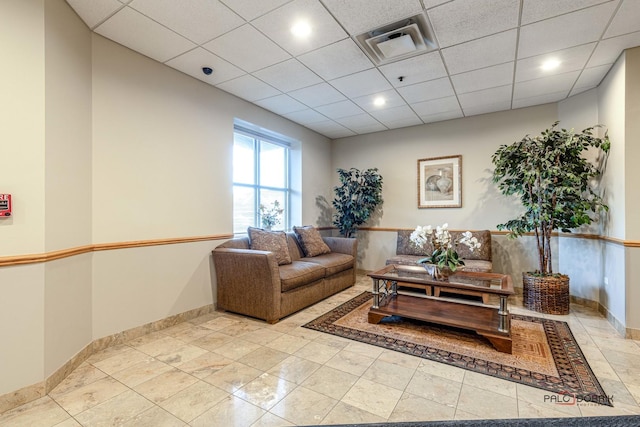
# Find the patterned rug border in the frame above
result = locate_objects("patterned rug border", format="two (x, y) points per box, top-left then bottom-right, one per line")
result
(303, 291), (612, 406)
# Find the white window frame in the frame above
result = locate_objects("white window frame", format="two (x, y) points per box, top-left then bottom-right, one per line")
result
(233, 122), (291, 233)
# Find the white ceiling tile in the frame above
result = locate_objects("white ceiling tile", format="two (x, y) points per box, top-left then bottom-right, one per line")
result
(370, 105), (421, 126)
(513, 71), (580, 100)
(513, 91), (569, 109)
(458, 85), (512, 110)
(396, 78), (455, 103)
(95, 7), (196, 63)
(410, 96), (460, 116)
(451, 63), (514, 94)
(314, 100), (365, 119)
(336, 114), (386, 132)
(515, 43), (595, 82)
(298, 39), (374, 80)
(203, 25), (290, 72)
(283, 109), (329, 125)
(66, 0), (123, 29)
(254, 95), (308, 115)
(252, 0), (347, 56)
(329, 69), (393, 98)
(165, 47), (245, 85)
(521, 0), (612, 25)
(288, 83), (346, 107)
(574, 64), (612, 89)
(428, 0), (519, 48)
(352, 90), (407, 112)
(320, 0), (423, 35)
(219, 0), (291, 21)
(462, 100), (512, 117)
(386, 116), (423, 129)
(128, 0), (244, 44)
(423, 0), (450, 9)
(378, 52), (447, 87)
(441, 30), (517, 75)
(215, 74), (280, 101)
(253, 59), (322, 92)
(305, 120), (356, 138)
(605, 0), (640, 38)
(420, 109), (464, 124)
(588, 31), (640, 67)
(518, 2), (618, 58)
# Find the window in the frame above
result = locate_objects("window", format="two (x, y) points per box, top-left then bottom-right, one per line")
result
(233, 124), (290, 234)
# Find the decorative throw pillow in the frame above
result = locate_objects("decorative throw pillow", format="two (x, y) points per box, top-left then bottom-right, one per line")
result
(293, 225), (331, 257)
(248, 227), (292, 265)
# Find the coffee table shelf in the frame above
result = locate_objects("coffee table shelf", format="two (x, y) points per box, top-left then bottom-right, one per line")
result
(368, 264), (515, 353)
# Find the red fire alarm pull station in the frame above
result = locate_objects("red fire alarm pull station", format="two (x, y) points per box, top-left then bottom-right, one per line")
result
(0, 194), (12, 217)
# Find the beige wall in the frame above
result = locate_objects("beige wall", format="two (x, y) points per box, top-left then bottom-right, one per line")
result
(331, 104), (558, 277)
(0, 0), (333, 396)
(598, 53), (627, 326)
(0, 0), (45, 255)
(0, 0), (46, 395)
(624, 47), (640, 330)
(43, 0), (94, 378)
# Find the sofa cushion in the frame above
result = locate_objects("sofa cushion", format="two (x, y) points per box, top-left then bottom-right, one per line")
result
(293, 226), (331, 257)
(279, 261), (326, 292)
(248, 227), (291, 265)
(303, 253), (354, 276)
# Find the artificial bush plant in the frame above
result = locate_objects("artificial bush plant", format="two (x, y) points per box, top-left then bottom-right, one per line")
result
(491, 121), (610, 276)
(332, 168), (383, 238)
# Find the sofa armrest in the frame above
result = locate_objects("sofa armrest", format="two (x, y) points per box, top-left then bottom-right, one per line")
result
(212, 248), (282, 322)
(323, 236), (357, 257)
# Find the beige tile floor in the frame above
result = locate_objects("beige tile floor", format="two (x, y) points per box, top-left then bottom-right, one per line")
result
(2, 275), (640, 426)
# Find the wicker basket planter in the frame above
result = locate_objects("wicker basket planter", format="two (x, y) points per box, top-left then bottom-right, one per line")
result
(522, 273), (570, 315)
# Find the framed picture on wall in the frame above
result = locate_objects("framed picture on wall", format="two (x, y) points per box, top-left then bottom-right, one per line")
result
(417, 155), (462, 208)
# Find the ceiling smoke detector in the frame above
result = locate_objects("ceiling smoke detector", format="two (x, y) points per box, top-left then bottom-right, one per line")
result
(355, 13), (437, 65)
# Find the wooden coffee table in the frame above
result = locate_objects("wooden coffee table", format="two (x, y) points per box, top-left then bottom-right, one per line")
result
(367, 264), (515, 353)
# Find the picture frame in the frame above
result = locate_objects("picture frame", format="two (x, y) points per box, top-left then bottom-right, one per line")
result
(417, 155), (462, 208)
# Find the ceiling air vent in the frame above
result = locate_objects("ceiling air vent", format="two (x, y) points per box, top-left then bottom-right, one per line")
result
(355, 13), (438, 65)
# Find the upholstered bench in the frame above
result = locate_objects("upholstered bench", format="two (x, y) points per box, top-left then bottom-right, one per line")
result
(386, 229), (493, 302)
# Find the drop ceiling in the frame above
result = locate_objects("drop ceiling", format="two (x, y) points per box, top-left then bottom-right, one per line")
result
(66, 0), (640, 139)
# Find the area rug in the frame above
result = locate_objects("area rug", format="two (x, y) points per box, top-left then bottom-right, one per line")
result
(303, 291), (611, 406)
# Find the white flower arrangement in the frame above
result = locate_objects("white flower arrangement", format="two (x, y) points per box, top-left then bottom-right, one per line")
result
(410, 223), (481, 271)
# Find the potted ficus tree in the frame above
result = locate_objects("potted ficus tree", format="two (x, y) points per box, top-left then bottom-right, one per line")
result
(332, 168), (383, 238)
(491, 122), (610, 314)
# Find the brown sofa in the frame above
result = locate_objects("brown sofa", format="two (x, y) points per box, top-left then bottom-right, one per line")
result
(212, 232), (356, 323)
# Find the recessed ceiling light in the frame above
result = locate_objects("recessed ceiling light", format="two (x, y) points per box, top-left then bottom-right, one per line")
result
(291, 20), (311, 38)
(541, 59), (561, 71)
(373, 97), (386, 107)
